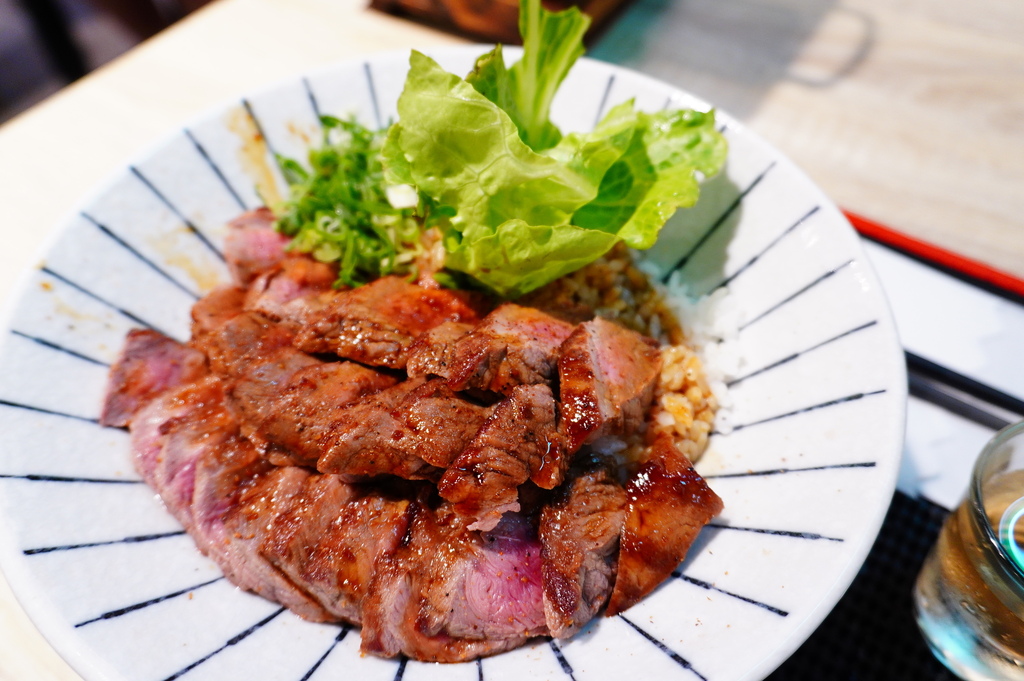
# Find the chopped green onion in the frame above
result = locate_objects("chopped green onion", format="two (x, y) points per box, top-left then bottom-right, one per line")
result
(273, 115), (423, 287)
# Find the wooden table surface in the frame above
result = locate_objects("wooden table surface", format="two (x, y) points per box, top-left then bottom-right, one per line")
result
(0, 0), (1022, 677)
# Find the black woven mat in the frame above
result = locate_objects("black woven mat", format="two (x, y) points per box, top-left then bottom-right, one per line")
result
(766, 491), (960, 681)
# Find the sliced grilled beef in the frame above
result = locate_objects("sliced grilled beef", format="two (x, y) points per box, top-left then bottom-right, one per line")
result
(236, 358), (398, 466)
(244, 256), (337, 323)
(438, 384), (564, 531)
(189, 418), (274, 571)
(441, 303), (575, 395)
(291, 276), (483, 368)
(196, 308), (403, 466)
(316, 377), (493, 480)
(606, 433), (723, 616)
(130, 374), (336, 621)
(360, 504), (544, 662)
(106, 232), (725, 661)
(558, 317), (662, 452)
(129, 376), (229, 525)
(190, 285), (247, 338)
(420, 510), (546, 640)
(205, 464), (336, 622)
(226, 344), (321, 413)
(540, 458), (627, 638)
(404, 321), (474, 378)
(195, 311), (298, 378)
(259, 480), (413, 623)
(223, 207), (290, 285)
(100, 329), (207, 427)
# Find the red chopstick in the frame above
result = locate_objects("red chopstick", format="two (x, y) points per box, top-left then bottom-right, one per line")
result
(843, 210), (1024, 300)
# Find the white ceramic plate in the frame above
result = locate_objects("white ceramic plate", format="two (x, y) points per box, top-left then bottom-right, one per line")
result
(0, 47), (906, 681)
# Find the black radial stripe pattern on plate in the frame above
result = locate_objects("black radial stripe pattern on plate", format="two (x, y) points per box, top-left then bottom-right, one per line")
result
(74, 576), (224, 627)
(23, 530), (187, 555)
(183, 128), (250, 211)
(617, 615), (707, 681)
(392, 656), (408, 681)
(9, 329), (109, 367)
(548, 640), (577, 681)
(298, 625), (351, 681)
(80, 211), (201, 300)
(303, 76), (324, 122)
(705, 523), (843, 542)
(708, 204), (820, 294)
(726, 320), (878, 387)
(593, 73), (615, 127)
(738, 259), (854, 332)
(364, 62), (382, 130)
(673, 572), (789, 617)
(40, 266), (173, 338)
(0, 473), (142, 484)
(128, 166), (226, 262)
(0, 399), (98, 424)
(160, 607), (286, 681)
(704, 462), (876, 480)
(476, 657), (483, 681)
(661, 162), (776, 283)
(720, 389), (887, 434)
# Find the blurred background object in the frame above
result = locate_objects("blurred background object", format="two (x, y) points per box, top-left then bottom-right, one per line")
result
(369, 0), (630, 44)
(0, 0), (212, 123)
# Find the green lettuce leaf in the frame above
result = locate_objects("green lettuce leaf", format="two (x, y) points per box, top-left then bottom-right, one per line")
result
(387, 51), (643, 296)
(380, 1), (727, 298)
(465, 0), (591, 151)
(389, 51), (634, 233)
(465, 44), (520, 130)
(443, 220), (619, 299)
(572, 108), (728, 249)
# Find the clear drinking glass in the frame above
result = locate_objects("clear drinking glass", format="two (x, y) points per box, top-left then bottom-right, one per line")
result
(914, 421), (1024, 680)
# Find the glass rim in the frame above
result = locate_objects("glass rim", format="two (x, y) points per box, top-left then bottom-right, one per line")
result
(970, 420), (1024, 583)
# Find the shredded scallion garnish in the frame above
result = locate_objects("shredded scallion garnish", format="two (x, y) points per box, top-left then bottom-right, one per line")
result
(273, 115), (423, 288)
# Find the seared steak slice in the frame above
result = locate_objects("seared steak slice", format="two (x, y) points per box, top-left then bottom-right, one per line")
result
(361, 504), (544, 661)
(191, 285), (247, 338)
(130, 375), (335, 622)
(540, 458), (626, 638)
(231, 356), (397, 466)
(438, 384), (564, 531)
(129, 376), (229, 525)
(224, 207), (290, 285)
(214, 465), (336, 621)
(260, 481), (413, 623)
(606, 433), (723, 616)
(244, 256), (337, 323)
(403, 321), (474, 378)
(443, 304), (575, 395)
(291, 276), (483, 368)
(316, 377), (493, 480)
(195, 311), (297, 378)
(189, 424), (274, 567)
(101, 329), (207, 427)
(227, 345), (322, 411)
(558, 317), (662, 452)
(421, 510), (546, 641)
(198, 310), (398, 466)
